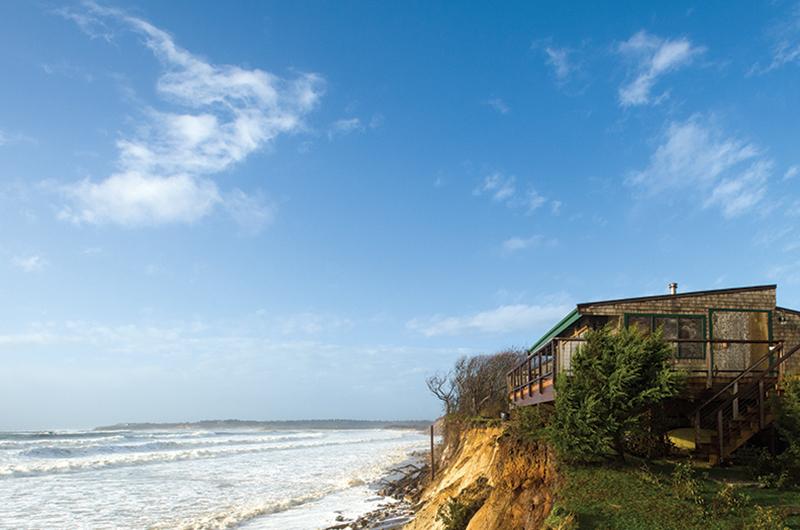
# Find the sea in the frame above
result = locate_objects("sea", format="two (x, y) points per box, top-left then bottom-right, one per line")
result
(0, 427), (429, 529)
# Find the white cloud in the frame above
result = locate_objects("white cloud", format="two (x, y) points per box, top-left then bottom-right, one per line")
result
(11, 255), (47, 273)
(328, 117), (363, 139)
(61, 172), (221, 225)
(0, 128), (34, 147)
(785, 165), (799, 180)
(407, 300), (572, 337)
(502, 235), (548, 253)
(474, 172), (516, 202)
(629, 115), (771, 218)
(617, 30), (704, 106)
(703, 160), (770, 218)
(753, 4), (800, 73)
(486, 98), (510, 114)
(524, 189), (546, 213)
(544, 46), (573, 82)
(474, 172), (555, 216)
(59, 3), (323, 227)
(274, 312), (353, 336)
(224, 188), (277, 235)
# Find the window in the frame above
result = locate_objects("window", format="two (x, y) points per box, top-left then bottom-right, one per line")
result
(624, 313), (706, 359)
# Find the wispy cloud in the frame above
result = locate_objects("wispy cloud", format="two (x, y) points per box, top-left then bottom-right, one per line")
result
(474, 172), (516, 202)
(544, 46), (573, 82)
(273, 312), (354, 336)
(501, 235), (555, 254)
(407, 299), (572, 337)
(785, 165), (799, 180)
(486, 98), (510, 114)
(0, 128), (35, 147)
(57, 2), (323, 229)
(628, 115), (771, 218)
(224, 189), (277, 235)
(474, 172), (552, 215)
(327, 117), (363, 139)
(752, 4), (800, 73)
(617, 30), (705, 107)
(11, 255), (47, 273)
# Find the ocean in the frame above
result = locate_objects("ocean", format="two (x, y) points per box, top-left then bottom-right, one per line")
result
(0, 428), (428, 529)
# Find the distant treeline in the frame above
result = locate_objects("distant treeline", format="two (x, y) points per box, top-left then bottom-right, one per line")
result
(93, 419), (433, 431)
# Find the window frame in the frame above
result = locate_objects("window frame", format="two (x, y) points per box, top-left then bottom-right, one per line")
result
(623, 312), (707, 359)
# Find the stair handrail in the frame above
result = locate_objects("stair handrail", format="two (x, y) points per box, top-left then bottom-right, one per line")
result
(701, 341), (800, 422)
(690, 341), (782, 422)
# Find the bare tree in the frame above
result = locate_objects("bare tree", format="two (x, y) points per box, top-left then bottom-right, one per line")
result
(426, 372), (456, 415)
(426, 349), (525, 418)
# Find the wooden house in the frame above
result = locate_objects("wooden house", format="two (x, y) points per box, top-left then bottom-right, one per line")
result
(507, 284), (800, 462)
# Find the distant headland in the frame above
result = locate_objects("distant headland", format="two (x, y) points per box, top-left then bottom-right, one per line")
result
(93, 419), (432, 431)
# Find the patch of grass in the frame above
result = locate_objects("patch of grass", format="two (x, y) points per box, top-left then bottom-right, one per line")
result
(553, 459), (800, 529)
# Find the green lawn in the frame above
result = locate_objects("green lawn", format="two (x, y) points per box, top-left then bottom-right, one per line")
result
(550, 459), (800, 529)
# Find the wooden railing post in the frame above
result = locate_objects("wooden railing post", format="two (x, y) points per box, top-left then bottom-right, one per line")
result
(732, 381), (739, 420)
(694, 411), (701, 451)
(527, 356), (533, 395)
(759, 380), (765, 430)
(717, 409), (724, 461)
(538, 347), (543, 394)
(552, 340), (558, 386)
(706, 339), (713, 389)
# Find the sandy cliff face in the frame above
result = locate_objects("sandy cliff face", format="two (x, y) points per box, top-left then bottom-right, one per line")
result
(404, 427), (556, 530)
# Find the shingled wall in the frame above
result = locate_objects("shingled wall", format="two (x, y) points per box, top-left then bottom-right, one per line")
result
(775, 307), (800, 377)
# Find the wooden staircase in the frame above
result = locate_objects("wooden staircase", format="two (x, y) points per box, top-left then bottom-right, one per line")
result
(691, 342), (800, 463)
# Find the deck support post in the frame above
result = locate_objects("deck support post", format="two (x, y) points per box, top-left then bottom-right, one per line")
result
(717, 410), (724, 462)
(694, 411), (701, 451)
(706, 341), (713, 389)
(732, 382), (739, 420)
(430, 424), (435, 481)
(759, 380), (765, 430)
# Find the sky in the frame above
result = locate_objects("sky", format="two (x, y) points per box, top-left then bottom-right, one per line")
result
(1, 1), (800, 430)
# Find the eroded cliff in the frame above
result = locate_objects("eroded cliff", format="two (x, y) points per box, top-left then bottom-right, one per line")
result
(405, 426), (557, 530)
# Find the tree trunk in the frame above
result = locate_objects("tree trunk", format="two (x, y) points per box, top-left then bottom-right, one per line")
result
(613, 433), (626, 462)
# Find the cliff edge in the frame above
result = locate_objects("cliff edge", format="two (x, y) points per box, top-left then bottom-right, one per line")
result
(405, 426), (557, 530)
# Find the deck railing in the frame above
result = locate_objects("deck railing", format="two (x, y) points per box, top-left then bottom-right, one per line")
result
(690, 341), (800, 460)
(507, 337), (783, 404)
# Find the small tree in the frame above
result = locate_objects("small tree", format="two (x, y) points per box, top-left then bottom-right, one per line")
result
(426, 349), (524, 418)
(426, 372), (457, 415)
(550, 325), (683, 462)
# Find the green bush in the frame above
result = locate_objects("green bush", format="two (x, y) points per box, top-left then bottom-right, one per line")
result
(543, 505), (578, 530)
(748, 506), (790, 530)
(549, 326), (684, 462)
(710, 483), (750, 517)
(507, 403), (552, 443)
(436, 497), (482, 530)
(671, 461), (703, 505)
(435, 478), (490, 530)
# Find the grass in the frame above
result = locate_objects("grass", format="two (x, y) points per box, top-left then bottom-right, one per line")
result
(551, 458), (800, 529)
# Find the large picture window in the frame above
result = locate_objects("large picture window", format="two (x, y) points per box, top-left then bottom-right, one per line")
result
(625, 313), (706, 359)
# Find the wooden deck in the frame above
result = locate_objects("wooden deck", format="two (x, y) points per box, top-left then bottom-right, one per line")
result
(507, 338), (783, 408)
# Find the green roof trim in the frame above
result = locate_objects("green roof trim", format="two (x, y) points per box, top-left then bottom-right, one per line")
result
(528, 308), (581, 353)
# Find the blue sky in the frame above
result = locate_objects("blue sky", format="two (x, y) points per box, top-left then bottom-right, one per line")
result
(1, 1), (800, 430)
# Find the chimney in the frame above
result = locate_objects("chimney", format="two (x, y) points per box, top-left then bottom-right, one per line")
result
(669, 282), (678, 295)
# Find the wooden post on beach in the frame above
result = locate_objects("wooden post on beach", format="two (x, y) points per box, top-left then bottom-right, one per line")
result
(430, 424), (435, 481)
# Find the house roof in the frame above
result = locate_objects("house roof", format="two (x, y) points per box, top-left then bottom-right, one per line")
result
(576, 284), (777, 311)
(528, 284), (780, 353)
(528, 308), (581, 353)
(777, 306), (800, 316)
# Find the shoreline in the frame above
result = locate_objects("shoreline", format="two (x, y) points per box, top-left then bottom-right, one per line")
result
(324, 450), (430, 530)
